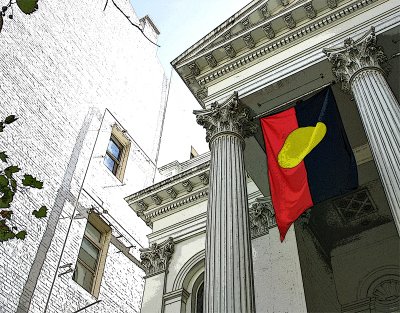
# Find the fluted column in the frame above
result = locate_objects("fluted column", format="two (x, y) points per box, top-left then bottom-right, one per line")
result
(194, 93), (257, 313)
(324, 27), (400, 234)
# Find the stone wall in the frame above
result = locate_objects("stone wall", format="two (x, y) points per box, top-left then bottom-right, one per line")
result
(0, 0), (166, 312)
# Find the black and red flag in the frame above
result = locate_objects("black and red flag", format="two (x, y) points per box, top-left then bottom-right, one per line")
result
(260, 87), (358, 241)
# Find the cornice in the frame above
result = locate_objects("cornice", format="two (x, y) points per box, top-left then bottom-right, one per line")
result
(172, 0), (384, 106)
(197, 0), (378, 87)
(125, 161), (210, 203)
(145, 188), (208, 220)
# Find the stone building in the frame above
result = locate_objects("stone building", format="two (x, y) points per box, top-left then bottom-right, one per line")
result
(126, 0), (400, 312)
(0, 0), (166, 312)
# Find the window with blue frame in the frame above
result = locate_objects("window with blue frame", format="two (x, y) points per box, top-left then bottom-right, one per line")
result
(104, 136), (123, 176)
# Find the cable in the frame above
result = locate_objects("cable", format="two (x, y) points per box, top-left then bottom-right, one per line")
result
(43, 108), (106, 312)
(153, 67), (173, 183)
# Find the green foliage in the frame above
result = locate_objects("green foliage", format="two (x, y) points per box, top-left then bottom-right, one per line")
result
(0, 0), (39, 33)
(32, 205), (47, 218)
(16, 0), (38, 14)
(0, 115), (47, 242)
(22, 174), (43, 189)
(0, 151), (8, 162)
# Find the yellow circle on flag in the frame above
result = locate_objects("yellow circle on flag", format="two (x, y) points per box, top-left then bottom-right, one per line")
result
(278, 122), (327, 169)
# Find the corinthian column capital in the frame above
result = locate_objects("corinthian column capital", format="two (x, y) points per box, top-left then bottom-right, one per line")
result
(194, 92), (257, 143)
(323, 27), (388, 92)
(140, 237), (174, 277)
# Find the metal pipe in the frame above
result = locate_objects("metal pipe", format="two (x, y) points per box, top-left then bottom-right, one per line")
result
(43, 108), (106, 312)
(73, 300), (102, 313)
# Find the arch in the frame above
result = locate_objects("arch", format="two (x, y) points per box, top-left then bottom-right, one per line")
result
(172, 250), (205, 291)
(191, 272), (204, 313)
(357, 265), (400, 299)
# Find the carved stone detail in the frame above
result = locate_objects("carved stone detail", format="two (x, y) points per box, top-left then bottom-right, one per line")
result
(241, 17), (250, 29)
(137, 200), (148, 211)
(259, 4), (270, 18)
(283, 13), (296, 29)
(333, 188), (376, 222)
(249, 198), (276, 239)
(224, 31), (231, 40)
(188, 62), (200, 76)
(182, 180), (193, 192)
(224, 44), (236, 58)
(372, 279), (400, 302)
(323, 27), (387, 92)
(199, 173), (209, 185)
(194, 92), (257, 143)
(304, 3), (317, 19)
(243, 34), (256, 49)
(151, 194), (162, 205)
(166, 187), (177, 199)
(262, 23), (275, 39)
(327, 0), (338, 9)
(205, 53), (218, 68)
(197, 87), (208, 100)
(140, 237), (174, 276)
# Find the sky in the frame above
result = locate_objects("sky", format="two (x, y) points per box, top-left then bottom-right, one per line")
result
(130, 0), (249, 167)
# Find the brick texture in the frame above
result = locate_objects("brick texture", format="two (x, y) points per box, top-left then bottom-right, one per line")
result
(0, 0), (166, 312)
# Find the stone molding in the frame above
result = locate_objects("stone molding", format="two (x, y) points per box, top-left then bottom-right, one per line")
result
(125, 161), (210, 202)
(249, 197), (276, 239)
(324, 27), (388, 92)
(140, 237), (174, 277)
(197, 0), (379, 88)
(194, 92), (257, 143)
(146, 188), (208, 220)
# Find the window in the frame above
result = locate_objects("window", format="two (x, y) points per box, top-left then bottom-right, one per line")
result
(103, 124), (131, 181)
(104, 136), (123, 175)
(195, 282), (204, 313)
(73, 214), (111, 297)
(191, 272), (204, 313)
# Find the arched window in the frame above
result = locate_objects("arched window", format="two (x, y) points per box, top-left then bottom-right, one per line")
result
(195, 282), (204, 313)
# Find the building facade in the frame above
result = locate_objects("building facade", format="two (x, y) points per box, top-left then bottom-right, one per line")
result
(129, 0), (400, 312)
(0, 0), (166, 312)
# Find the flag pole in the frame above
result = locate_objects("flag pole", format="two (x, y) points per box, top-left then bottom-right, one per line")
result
(252, 80), (336, 120)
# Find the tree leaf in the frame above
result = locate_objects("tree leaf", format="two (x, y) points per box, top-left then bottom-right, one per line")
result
(22, 174), (43, 189)
(32, 205), (47, 218)
(10, 178), (17, 192)
(0, 220), (15, 242)
(16, 0), (38, 14)
(4, 165), (20, 178)
(15, 230), (27, 240)
(0, 15), (3, 33)
(4, 115), (18, 124)
(0, 210), (13, 220)
(0, 152), (8, 162)
(0, 122), (4, 132)
(0, 187), (14, 208)
(0, 175), (8, 188)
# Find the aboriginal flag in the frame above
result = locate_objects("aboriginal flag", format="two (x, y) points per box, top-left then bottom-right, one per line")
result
(260, 87), (358, 241)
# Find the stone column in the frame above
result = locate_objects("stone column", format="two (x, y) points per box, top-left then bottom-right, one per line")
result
(140, 237), (174, 313)
(324, 27), (400, 233)
(194, 92), (257, 313)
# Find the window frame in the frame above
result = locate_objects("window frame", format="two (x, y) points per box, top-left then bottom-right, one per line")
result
(73, 213), (111, 297)
(105, 135), (123, 175)
(103, 124), (131, 182)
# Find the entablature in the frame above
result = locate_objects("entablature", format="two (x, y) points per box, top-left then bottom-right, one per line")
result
(172, 0), (395, 107)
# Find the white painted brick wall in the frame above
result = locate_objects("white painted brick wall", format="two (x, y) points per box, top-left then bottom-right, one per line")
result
(0, 0), (166, 312)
